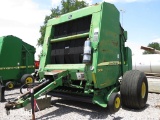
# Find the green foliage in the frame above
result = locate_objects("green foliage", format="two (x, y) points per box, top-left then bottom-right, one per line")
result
(37, 0), (88, 46)
(143, 42), (160, 54)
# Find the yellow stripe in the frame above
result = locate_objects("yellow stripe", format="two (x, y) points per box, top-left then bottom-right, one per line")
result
(0, 65), (35, 70)
(98, 61), (121, 66)
(28, 65), (35, 68)
(19, 66), (26, 68)
(92, 73), (96, 84)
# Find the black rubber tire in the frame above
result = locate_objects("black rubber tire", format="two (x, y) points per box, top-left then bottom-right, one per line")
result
(108, 93), (121, 114)
(5, 81), (14, 90)
(21, 74), (34, 85)
(120, 70), (148, 109)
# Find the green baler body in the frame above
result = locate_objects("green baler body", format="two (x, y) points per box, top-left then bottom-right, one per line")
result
(38, 2), (132, 107)
(0, 35), (35, 83)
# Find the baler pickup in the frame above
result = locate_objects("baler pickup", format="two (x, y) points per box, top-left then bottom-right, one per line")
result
(5, 70), (68, 114)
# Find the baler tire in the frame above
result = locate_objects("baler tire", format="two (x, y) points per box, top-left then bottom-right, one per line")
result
(120, 70), (148, 109)
(21, 74), (34, 85)
(6, 81), (14, 90)
(108, 93), (121, 114)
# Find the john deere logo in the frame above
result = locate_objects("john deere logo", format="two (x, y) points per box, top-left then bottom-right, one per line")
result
(68, 14), (72, 19)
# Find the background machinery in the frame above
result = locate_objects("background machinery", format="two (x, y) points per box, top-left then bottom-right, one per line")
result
(133, 46), (160, 75)
(5, 2), (148, 114)
(0, 35), (35, 89)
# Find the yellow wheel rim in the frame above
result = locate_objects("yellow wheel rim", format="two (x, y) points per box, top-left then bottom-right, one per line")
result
(25, 77), (33, 84)
(115, 97), (120, 109)
(8, 83), (14, 89)
(141, 82), (146, 98)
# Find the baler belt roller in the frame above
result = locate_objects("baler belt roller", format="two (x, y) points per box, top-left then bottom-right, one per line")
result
(50, 32), (89, 43)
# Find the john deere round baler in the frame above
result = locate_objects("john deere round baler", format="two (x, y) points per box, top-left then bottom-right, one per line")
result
(5, 2), (148, 114)
(0, 35), (35, 89)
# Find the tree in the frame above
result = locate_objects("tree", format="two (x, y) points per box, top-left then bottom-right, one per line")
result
(143, 42), (160, 54)
(37, 0), (88, 46)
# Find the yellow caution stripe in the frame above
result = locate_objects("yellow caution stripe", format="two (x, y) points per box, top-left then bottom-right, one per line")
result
(0, 65), (35, 70)
(98, 61), (121, 66)
(92, 73), (96, 84)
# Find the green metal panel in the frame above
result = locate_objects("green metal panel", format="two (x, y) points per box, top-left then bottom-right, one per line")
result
(47, 4), (101, 26)
(45, 64), (85, 71)
(0, 35), (35, 83)
(93, 3), (121, 88)
(0, 39), (3, 53)
(50, 32), (89, 43)
(39, 25), (52, 76)
(0, 36), (22, 81)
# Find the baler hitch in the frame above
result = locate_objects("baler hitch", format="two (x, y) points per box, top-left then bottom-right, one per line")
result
(4, 79), (51, 115)
(4, 70), (67, 115)
(5, 101), (17, 115)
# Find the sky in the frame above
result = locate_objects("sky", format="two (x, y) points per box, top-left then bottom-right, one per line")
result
(0, 0), (160, 60)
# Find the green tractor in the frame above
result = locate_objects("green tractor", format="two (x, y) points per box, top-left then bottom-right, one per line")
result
(5, 2), (148, 114)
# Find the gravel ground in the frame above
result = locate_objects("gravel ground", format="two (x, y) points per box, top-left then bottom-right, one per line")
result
(0, 87), (160, 120)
